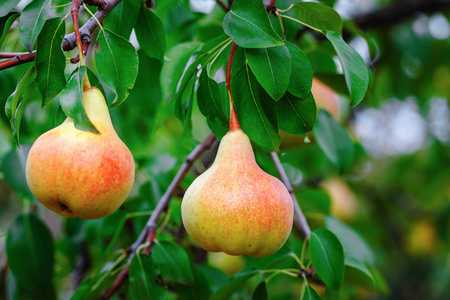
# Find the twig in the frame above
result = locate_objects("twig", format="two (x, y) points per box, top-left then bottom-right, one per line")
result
(0, 52), (36, 70)
(216, 0), (229, 12)
(270, 152), (311, 238)
(0, 52), (33, 58)
(355, 0), (450, 29)
(62, 0), (122, 51)
(102, 133), (217, 300)
(264, 0), (276, 12)
(299, 266), (315, 278)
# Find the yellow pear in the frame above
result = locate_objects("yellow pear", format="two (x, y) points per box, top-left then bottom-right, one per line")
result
(207, 252), (245, 276)
(26, 87), (135, 219)
(181, 124), (293, 257)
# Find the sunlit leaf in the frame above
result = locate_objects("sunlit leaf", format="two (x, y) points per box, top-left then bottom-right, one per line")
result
(35, 18), (66, 105)
(246, 45), (291, 100)
(223, 0), (283, 48)
(232, 64), (280, 151)
(293, 2), (342, 33)
(309, 228), (345, 289)
(59, 66), (99, 133)
(19, 0), (51, 52)
(96, 28), (139, 108)
(326, 31), (369, 106)
(135, 4), (167, 60)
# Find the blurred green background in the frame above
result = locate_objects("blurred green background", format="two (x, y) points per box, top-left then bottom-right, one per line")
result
(1, 0), (449, 299)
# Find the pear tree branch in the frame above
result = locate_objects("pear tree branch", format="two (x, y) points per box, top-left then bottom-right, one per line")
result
(102, 133), (217, 300)
(62, 0), (122, 52)
(0, 51), (36, 70)
(270, 152), (311, 239)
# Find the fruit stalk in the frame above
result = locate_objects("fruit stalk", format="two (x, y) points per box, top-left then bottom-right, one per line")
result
(226, 42), (240, 131)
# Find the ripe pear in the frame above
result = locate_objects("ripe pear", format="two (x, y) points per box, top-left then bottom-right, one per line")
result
(26, 87), (135, 219)
(181, 128), (293, 257)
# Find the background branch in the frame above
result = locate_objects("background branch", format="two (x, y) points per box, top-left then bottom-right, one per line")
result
(354, 0), (450, 29)
(270, 152), (311, 238)
(102, 133), (217, 300)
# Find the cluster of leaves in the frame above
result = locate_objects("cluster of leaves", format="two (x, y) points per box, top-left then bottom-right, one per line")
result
(0, 0), (400, 299)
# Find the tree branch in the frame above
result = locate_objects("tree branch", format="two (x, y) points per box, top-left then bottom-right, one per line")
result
(0, 51), (36, 70)
(270, 152), (311, 238)
(102, 133), (217, 300)
(354, 0), (450, 29)
(62, 0), (122, 51)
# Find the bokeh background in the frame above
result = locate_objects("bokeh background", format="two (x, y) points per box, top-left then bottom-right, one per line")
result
(1, 0), (449, 299)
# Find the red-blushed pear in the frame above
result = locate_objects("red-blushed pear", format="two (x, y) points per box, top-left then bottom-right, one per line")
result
(181, 110), (294, 257)
(26, 87), (135, 220)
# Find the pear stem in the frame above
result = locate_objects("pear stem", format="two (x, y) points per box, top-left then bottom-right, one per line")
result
(102, 133), (217, 300)
(82, 74), (91, 91)
(270, 152), (311, 239)
(71, 0), (85, 66)
(226, 42), (241, 131)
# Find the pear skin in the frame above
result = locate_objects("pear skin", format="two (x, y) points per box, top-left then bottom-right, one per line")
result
(26, 87), (135, 219)
(181, 129), (293, 257)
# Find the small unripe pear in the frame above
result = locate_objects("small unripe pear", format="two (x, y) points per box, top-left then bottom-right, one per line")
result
(181, 128), (293, 257)
(26, 87), (135, 219)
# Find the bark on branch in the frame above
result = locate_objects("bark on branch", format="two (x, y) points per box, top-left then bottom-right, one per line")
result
(62, 0), (122, 51)
(102, 133), (217, 300)
(270, 152), (311, 238)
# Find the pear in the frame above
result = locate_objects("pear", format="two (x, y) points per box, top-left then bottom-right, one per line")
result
(26, 87), (135, 219)
(181, 128), (293, 257)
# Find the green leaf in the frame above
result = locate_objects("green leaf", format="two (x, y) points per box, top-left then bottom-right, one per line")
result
(277, 92), (316, 135)
(319, 0), (337, 7)
(197, 71), (229, 137)
(35, 18), (66, 106)
(103, 0), (139, 39)
(211, 270), (260, 300)
(293, 2), (342, 33)
(286, 41), (313, 99)
(19, 0), (51, 52)
(326, 31), (369, 106)
(0, 148), (33, 200)
(0, 12), (19, 48)
(309, 228), (345, 289)
(135, 4), (167, 60)
(252, 281), (268, 300)
(6, 214), (55, 297)
(128, 254), (167, 300)
(231, 64), (280, 151)
(325, 216), (375, 265)
(85, 67), (107, 103)
(160, 42), (201, 103)
(313, 110), (354, 172)
(0, 0), (20, 17)
(59, 66), (99, 133)
(5, 66), (36, 145)
(302, 285), (322, 300)
(223, 0), (283, 48)
(345, 256), (374, 284)
(246, 45), (291, 100)
(174, 52), (207, 120)
(175, 264), (212, 300)
(95, 28), (139, 108)
(153, 240), (194, 284)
